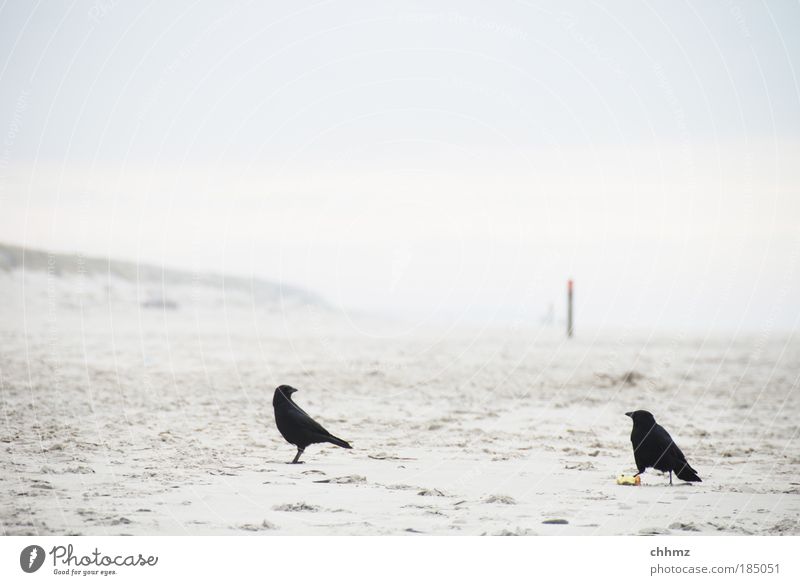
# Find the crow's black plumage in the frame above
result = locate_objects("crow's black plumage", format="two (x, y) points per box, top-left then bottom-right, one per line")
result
(626, 410), (701, 485)
(273, 385), (352, 464)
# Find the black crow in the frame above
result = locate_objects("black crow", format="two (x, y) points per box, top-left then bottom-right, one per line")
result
(273, 385), (352, 464)
(625, 410), (701, 485)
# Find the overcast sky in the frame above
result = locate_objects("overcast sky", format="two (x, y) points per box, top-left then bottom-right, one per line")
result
(1, 0), (799, 332)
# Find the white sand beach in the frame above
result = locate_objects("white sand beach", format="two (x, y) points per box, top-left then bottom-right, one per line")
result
(1, 262), (798, 536)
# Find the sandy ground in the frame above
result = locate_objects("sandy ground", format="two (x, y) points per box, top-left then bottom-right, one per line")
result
(1, 270), (799, 535)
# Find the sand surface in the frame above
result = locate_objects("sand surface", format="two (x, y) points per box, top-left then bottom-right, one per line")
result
(1, 269), (799, 535)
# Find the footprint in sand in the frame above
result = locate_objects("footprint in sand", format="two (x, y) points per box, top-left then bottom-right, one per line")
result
(639, 527), (670, 535)
(493, 527), (536, 536)
(417, 488), (447, 497)
(368, 452), (415, 461)
(273, 502), (320, 512)
(238, 520), (277, 531)
(312, 475), (366, 484)
(669, 522), (700, 532)
(383, 483), (421, 491)
(483, 495), (517, 505)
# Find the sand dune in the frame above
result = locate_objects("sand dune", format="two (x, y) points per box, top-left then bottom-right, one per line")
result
(0, 242), (325, 311)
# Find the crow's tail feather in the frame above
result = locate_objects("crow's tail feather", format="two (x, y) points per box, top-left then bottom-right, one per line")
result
(676, 463), (701, 482)
(325, 434), (352, 449)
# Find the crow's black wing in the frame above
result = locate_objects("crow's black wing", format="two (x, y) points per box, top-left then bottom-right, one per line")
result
(283, 400), (334, 438)
(664, 434), (701, 481)
(653, 424), (693, 466)
(649, 423), (679, 467)
(650, 423), (675, 447)
(666, 436), (688, 462)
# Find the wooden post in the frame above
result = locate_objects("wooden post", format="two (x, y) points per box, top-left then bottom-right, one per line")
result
(567, 279), (574, 338)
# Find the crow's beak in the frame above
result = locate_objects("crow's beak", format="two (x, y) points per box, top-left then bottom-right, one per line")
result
(625, 412), (633, 418)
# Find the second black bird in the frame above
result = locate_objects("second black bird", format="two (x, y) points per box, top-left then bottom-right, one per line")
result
(626, 410), (701, 485)
(273, 385), (352, 464)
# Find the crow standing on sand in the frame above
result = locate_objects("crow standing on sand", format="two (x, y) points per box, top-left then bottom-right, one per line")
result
(626, 410), (701, 485)
(273, 385), (352, 464)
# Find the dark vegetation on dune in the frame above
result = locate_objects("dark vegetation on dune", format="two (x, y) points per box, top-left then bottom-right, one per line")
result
(0, 241), (326, 309)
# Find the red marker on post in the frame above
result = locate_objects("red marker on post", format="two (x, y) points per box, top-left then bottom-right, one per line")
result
(567, 279), (574, 338)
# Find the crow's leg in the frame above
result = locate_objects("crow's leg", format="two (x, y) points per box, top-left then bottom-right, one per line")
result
(669, 470), (673, 486)
(634, 471), (643, 477)
(291, 447), (305, 464)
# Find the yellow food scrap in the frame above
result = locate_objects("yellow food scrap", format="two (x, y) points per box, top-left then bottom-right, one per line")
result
(616, 475), (641, 486)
